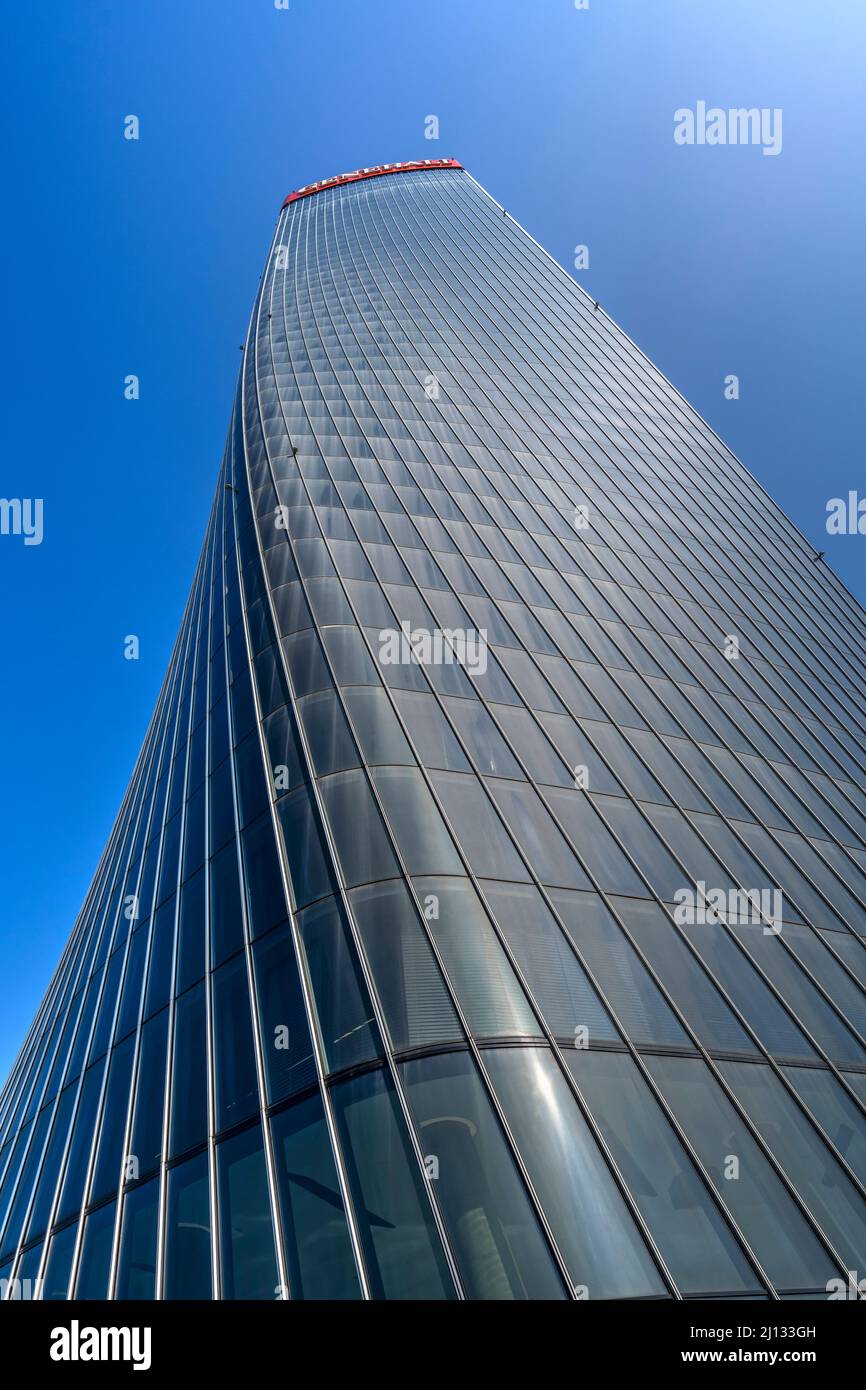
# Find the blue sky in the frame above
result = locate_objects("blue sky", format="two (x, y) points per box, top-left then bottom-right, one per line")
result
(1, 0), (864, 1081)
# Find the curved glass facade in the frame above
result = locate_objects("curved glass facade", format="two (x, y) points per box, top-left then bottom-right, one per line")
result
(2, 163), (866, 1301)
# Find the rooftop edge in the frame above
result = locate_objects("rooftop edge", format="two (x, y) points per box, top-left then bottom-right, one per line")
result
(283, 158), (463, 207)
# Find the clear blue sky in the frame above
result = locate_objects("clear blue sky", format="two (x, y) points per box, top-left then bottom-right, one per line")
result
(1, 0), (864, 1082)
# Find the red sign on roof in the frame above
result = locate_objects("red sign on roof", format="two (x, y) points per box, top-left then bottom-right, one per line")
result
(283, 159), (462, 207)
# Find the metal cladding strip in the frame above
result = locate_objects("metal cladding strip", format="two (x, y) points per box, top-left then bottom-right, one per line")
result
(283, 158), (462, 206)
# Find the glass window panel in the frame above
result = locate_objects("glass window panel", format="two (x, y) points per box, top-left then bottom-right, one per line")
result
(216, 1124), (279, 1300)
(429, 772), (530, 882)
(683, 921), (817, 1061)
(612, 897), (755, 1054)
(210, 840), (245, 968)
(730, 923), (866, 1067)
(488, 779), (591, 890)
(393, 690), (470, 772)
(252, 924), (317, 1103)
(343, 686), (414, 766)
(164, 1151), (212, 1300)
(546, 790), (647, 895)
(550, 889), (690, 1047)
(276, 788), (337, 910)
(492, 705), (573, 786)
(73, 1199), (116, 1299)
(130, 1008), (168, 1177)
(115, 1177), (159, 1300)
(169, 982), (208, 1158)
(412, 877), (540, 1038)
(89, 1035), (135, 1204)
(486, 1047), (665, 1299)
(116, 926), (148, 1039)
(401, 1050), (566, 1299)
(24, 1083), (76, 1243)
(295, 896), (381, 1072)
(271, 1091), (361, 1300)
(319, 768), (400, 886)
(144, 894), (176, 1019)
(442, 696), (522, 777)
(330, 1067), (456, 1300)
(719, 1059), (866, 1275)
(481, 882), (619, 1042)
(568, 1051), (758, 1294)
(56, 1064), (104, 1223)
(370, 767), (463, 876)
(213, 955), (260, 1134)
(349, 880), (462, 1050)
(322, 625), (379, 686)
(783, 1066), (866, 1187)
(299, 690), (359, 776)
(242, 812), (287, 940)
(645, 1054), (837, 1291)
(41, 1223), (77, 1300)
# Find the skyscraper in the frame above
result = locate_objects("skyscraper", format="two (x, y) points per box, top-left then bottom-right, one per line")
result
(2, 158), (866, 1302)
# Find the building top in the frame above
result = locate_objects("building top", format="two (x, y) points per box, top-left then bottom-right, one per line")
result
(283, 158), (462, 207)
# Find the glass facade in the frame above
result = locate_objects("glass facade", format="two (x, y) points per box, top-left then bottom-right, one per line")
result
(1, 161), (866, 1301)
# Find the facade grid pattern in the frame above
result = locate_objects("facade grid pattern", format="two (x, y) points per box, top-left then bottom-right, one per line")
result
(1, 164), (866, 1300)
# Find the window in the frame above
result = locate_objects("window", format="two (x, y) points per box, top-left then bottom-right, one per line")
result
(612, 897), (755, 1054)
(296, 895), (381, 1073)
(213, 955), (260, 1134)
(349, 880), (462, 1050)
(393, 690), (470, 771)
(116, 1177), (159, 1300)
(74, 1200), (116, 1299)
(330, 1067), (456, 1300)
(216, 1124), (279, 1300)
(481, 882), (618, 1042)
(488, 780), (591, 890)
(169, 983), (208, 1158)
(271, 1092), (361, 1299)
(486, 1047), (665, 1298)
(646, 1054), (837, 1291)
(252, 924), (317, 1103)
(401, 1049), (567, 1299)
(430, 772), (530, 881)
(164, 1151), (212, 1299)
(371, 767), (464, 875)
(130, 1008), (168, 1176)
(342, 686), (414, 766)
(299, 690), (359, 776)
(319, 769), (400, 886)
(412, 877), (540, 1038)
(568, 1051), (758, 1295)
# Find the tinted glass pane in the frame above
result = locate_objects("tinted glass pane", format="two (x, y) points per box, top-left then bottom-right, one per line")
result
(252, 924), (317, 1102)
(645, 1054), (837, 1290)
(401, 1049), (567, 1299)
(116, 1177), (159, 1300)
(331, 1067), (456, 1300)
(271, 1092), (361, 1300)
(349, 880), (462, 1049)
(74, 1199), (116, 1299)
(213, 955), (259, 1134)
(296, 896), (381, 1072)
(169, 983), (208, 1158)
(216, 1124), (278, 1300)
(568, 1051), (758, 1295)
(486, 1047), (665, 1298)
(164, 1151), (212, 1299)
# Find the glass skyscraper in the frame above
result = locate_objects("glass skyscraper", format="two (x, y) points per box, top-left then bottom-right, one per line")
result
(2, 158), (866, 1302)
